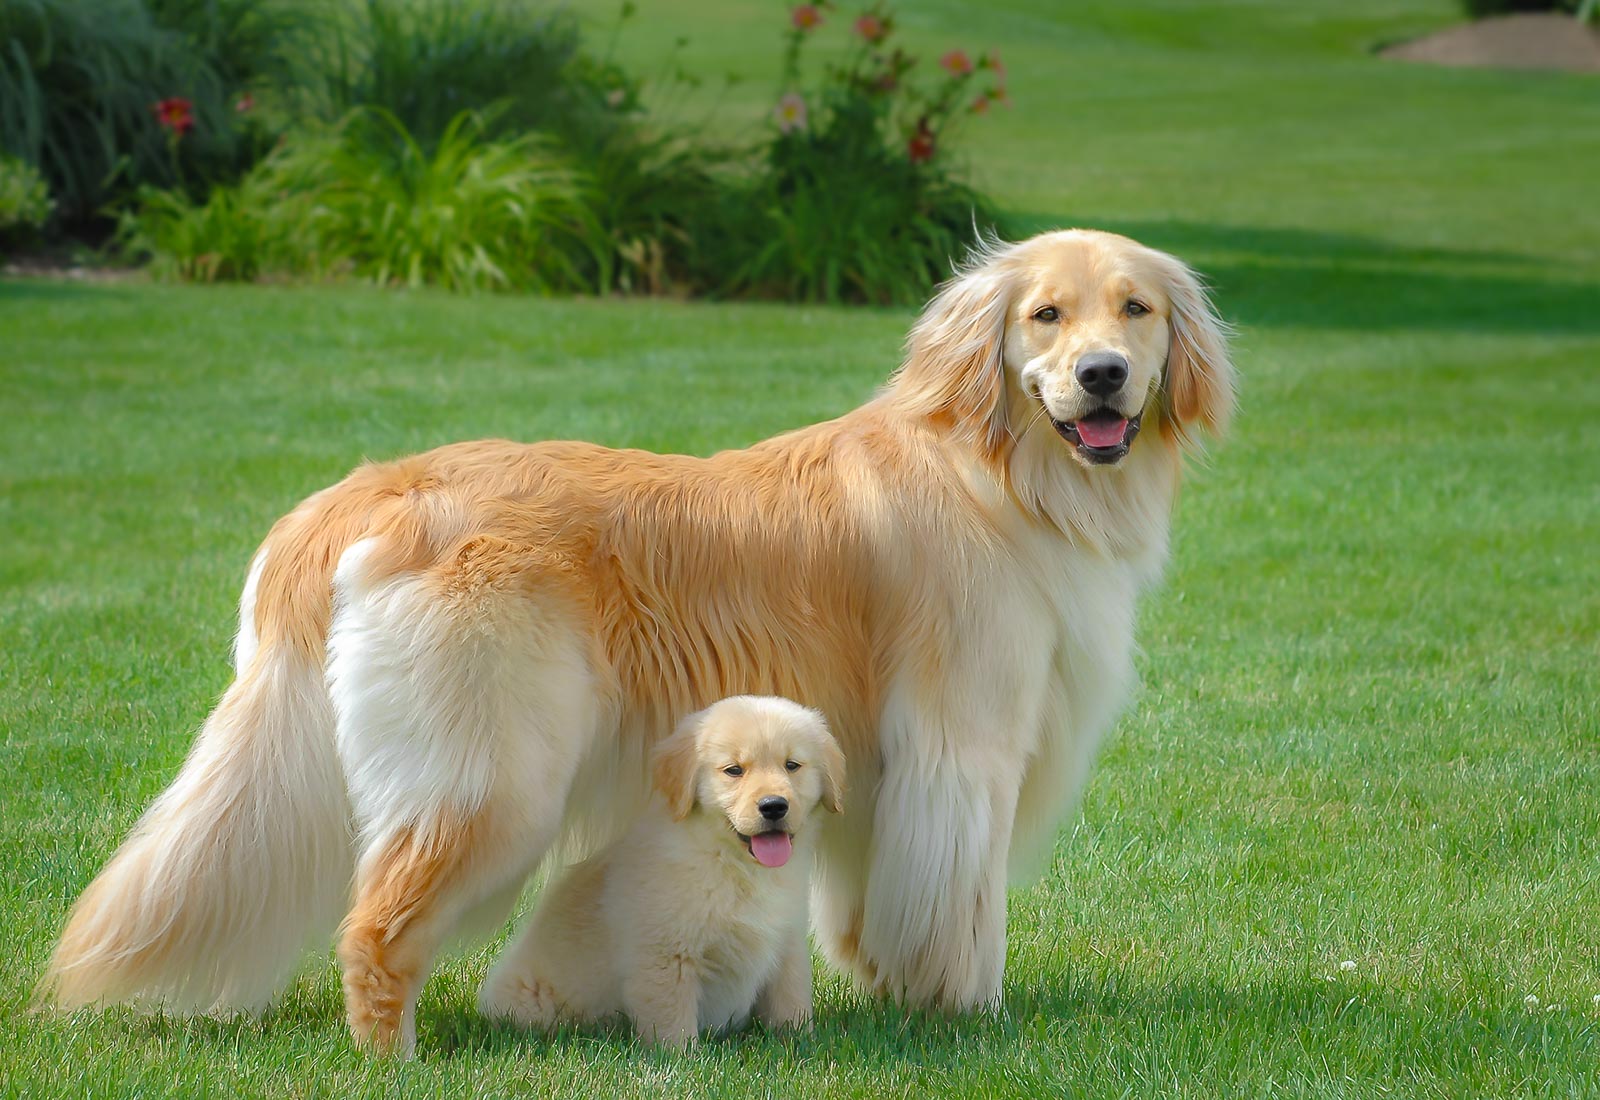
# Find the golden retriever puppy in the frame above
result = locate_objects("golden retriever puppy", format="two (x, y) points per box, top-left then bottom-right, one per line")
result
(45, 229), (1234, 1056)
(479, 696), (844, 1049)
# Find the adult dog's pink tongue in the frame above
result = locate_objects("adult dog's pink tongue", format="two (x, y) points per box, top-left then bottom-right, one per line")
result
(749, 833), (793, 868)
(1075, 418), (1128, 448)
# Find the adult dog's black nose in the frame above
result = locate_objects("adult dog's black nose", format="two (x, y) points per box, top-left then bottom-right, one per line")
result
(1075, 352), (1129, 396)
(758, 796), (788, 821)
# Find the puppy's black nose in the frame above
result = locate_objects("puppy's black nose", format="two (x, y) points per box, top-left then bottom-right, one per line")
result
(758, 796), (788, 821)
(1075, 352), (1129, 396)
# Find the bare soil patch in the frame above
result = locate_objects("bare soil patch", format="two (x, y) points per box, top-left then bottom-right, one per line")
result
(1381, 12), (1600, 72)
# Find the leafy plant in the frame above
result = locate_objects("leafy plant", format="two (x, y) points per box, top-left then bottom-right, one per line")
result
(0, 0), (295, 228)
(0, 155), (53, 252)
(306, 0), (637, 152)
(709, 2), (1004, 304)
(121, 107), (599, 292)
(115, 167), (309, 282)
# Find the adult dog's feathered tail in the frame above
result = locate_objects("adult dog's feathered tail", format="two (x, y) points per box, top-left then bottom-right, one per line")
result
(42, 643), (352, 1014)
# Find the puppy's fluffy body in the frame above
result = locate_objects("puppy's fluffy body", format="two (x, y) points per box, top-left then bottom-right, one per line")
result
(480, 696), (842, 1048)
(44, 229), (1234, 1055)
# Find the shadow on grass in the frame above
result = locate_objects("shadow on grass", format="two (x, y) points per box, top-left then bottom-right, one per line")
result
(402, 971), (1599, 1074)
(1007, 215), (1600, 336)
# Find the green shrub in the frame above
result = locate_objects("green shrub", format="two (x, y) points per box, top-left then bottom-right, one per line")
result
(0, 0), (292, 227)
(116, 170), (308, 282)
(122, 107), (599, 292)
(307, 0), (636, 152)
(573, 126), (736, 296)
(705, 3), (1004, 305)
(0, 154), (53, 229)
(0, 155), (54, 251)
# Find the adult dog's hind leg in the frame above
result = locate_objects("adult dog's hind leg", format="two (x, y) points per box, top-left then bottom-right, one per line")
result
(327, 537), (598, 1055)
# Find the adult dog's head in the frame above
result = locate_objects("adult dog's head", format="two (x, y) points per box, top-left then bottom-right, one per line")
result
(890, 229), (1235, 472)
(652, 695), (845, 869)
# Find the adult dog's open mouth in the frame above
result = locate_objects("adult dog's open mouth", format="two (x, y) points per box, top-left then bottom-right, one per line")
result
(737, 828), (794, 868)
(1051, 408), (1143, 464)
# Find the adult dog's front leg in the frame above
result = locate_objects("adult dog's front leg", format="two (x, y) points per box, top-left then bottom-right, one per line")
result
(859, 756), (1019, 1012)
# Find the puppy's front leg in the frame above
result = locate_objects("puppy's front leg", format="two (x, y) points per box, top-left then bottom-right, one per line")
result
(755, 917), (813, 1031)
(624, 954), (700, 1051)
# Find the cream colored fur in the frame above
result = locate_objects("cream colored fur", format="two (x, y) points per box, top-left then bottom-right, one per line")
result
(479, 696), (841, 1050)
(41, 229), (1234, 1054)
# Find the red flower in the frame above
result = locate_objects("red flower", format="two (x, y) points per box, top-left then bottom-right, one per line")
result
(907, 123), (935, 164)
(853, 13), (886, 42)
(939, 49), (973, 76)
(152, 97), (194, 136)
(970, 94), (990, 114)
(985, 50), (1006, 82)
(234, 93), (256, 114)
(791, 4), (823, 30)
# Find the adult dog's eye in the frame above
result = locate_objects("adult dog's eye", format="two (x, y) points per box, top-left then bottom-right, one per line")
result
(1126, 300), (1150, 317)
(723, 765), (744, 777)
(1033, 306), (1059, 322)
(785, 760), (801, 772)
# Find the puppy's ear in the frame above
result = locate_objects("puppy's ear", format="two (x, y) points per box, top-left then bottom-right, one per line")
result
(889, 243), (1014, 460)
(1152, 249), (1236, 448)
(814, 724), (847, 815)
(651, 715), (703, 821)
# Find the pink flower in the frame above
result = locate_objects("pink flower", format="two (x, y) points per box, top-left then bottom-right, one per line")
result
(234, 93), (255, 114)
(152, 97), (194, 136)
(907, 123), (935, 163)
(939, 49), (973, 76)
(854, 13), (886, 42)
(774, 92), (809, 133)
(791, 4), (823, 31)
(985, 50), (1005, 81)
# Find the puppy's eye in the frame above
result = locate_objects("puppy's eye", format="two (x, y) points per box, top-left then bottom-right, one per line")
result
(785, 760), (801, 772)
(723, 765), (744, 777)
(1033, 306), (1059, 323)
(1126, 300), (1150, 317)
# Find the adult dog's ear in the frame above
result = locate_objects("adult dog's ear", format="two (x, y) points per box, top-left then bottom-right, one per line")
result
(651, 715), (703, 821)
(1152, 249), (1235, 448)
(889, 243), (1014, 460)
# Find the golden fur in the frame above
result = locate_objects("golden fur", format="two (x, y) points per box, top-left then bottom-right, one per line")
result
(479, 696), (843, 1049)
(42, 229), (1234, 1055)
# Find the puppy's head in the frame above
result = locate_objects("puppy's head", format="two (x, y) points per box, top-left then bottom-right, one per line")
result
(651, 696), (844, 869)
(892, 228), (1235, 468)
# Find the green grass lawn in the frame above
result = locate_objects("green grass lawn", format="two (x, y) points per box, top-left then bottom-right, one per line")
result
(4, 1), (1599, 1096)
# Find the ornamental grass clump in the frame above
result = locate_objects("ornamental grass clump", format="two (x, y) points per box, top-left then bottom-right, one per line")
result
(120, 107), (599, 292)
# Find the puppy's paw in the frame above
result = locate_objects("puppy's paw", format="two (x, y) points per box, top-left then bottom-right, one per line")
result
(478, 973), (562, 1029)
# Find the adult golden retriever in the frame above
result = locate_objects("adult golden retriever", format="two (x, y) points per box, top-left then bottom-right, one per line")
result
(44, 229), (1233, 1055)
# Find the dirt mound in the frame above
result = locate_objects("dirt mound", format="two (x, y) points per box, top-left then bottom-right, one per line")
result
(1381, 12), (1600, 72)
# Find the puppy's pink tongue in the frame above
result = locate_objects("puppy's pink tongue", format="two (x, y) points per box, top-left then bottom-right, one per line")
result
(749, 832), (793, 868)
(1075, 418), (1128, 448)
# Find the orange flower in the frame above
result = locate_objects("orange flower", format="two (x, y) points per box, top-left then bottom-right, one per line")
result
(152, 97), (194, 136)
(853, 13), (886, 42)
(791, 4), (823, 31)
(939, 49), (973, 76)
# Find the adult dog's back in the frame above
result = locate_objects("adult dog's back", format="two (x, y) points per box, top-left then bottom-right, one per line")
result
(44, 229), (1234, 1054)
